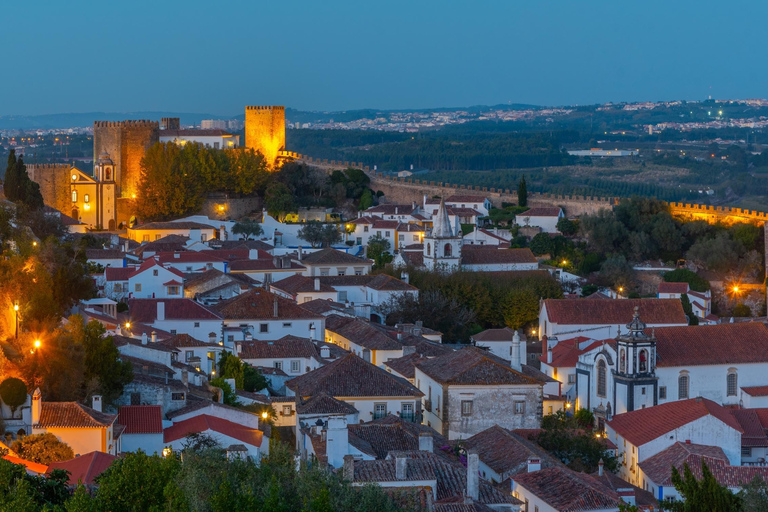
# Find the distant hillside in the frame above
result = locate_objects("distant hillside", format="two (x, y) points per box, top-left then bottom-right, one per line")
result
(0, 111), (234, 130)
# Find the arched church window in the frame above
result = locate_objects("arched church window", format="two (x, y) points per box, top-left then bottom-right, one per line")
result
(639, 349), (648, 373)
(427, 243), (431, 256)
(727, 370), (737, 397)
(597, 360), (607, 398)
(619, 349), (626, 373)
(678, 373), (689, 399)
(71, 190), (77, 203)
(105, 168), (112, 181)
(444, 243), (452, 257)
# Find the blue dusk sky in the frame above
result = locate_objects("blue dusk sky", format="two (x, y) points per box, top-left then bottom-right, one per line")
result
(2, 0), (767, 115)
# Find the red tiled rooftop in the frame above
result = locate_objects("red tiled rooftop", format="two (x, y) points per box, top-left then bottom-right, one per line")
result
(163, 414), (263, 447)
(652, 323), (768, 367)
(542, 298), (688, 326)
(518, 207), (563, 217)
(128, 298), (221, 322)
(47, 451), (117, 485)
(742, 386), (768, 397)
(117, 405), (163, 434)
(607, 398), (744, 447)
(658, 282), (690, 294)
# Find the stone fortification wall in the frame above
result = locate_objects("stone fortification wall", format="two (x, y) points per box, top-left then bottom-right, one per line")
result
(245, 106), (285, 167)
(93, 120), (159, 199)
(199, 195), (263, 220)
(26, 164), (72, 214)
(669, 202), (768, 225)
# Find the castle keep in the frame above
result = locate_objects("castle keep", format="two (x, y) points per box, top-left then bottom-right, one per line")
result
(245, 106), (285, 167)
(93, 120), (160, 199)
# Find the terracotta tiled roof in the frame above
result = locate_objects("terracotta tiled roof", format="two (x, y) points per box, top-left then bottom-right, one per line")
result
(271, 274), (336, 295)
(211, 289), (322, 320)
(445, 195), (487, 204)
(461, 248), (537, 266)
(433, 499), (495, 512)
(607, 398), (744, 447)
(298, 299), (350, 316)
(518, 207), (563, 217)
(163, 414), (263, 447)
(3, 455), (48, 475)
(351, 450), (518, 506)
(639, 442), (730, 486)
(128, 298), (221, 322)
(385, 353), (430, 379)
(730, 409), (768, 447)
(512, 465), (621, 511)
(117, 405), (163, 434)
(161, 128), (233, 137)
(542, 298), (688, 326)
(589, 470), (658, 509)
(327, 317), (403, 351)
(652, 323), (768, 367)
(415, 347), (540, 386)
(364, 204), (419, 215)
(296, 393), (358, 415)
(446, 207), (482, 216)
(371, 220), (399, 229)
(105, 266), (133, 282)
(229, 259), (305, 271)
(113, 334), (179, 353)
(131, 234), (189, 257)
(47, 451), (117, 486)
(396, 223), (424, 232)
(287, 354), (423, 398)
(209, 239), (273, 251)
(399, 251), (424, 267)
(471, 327), (517, 343)
(35, 402), (116, 429)
(184, 269), (257, 293)
(299, 247), (372, 266)
(165, 399), (248, 420)
(742, 386), (768, 397)
(658, 282), (690, 294)
(131, 221), (214, 231)
(540, 337), (613, 368)
(462, 425), (558, 477)
(239, 336), (320, 361)
(159, 333), (217, 348)
(348, 415), (447, 459)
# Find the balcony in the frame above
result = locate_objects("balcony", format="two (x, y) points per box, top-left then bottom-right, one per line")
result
(400, 412), (416, 423)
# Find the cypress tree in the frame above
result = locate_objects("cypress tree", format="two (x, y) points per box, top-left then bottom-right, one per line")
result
(4, 150), (18, 202)
(518, 175), (528, 207)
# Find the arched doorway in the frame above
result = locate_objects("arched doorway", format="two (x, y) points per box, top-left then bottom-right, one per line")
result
(108, 219), (116, 230)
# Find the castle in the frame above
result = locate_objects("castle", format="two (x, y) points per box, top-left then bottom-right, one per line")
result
(28, 106), (287, 230)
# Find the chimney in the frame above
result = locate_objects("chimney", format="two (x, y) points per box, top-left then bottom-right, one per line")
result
(92, 395), (102, 413)
(141, 332), (148, 345)
(598, 458), (604, 476)
(402, 345), (416, 356)
(511, 330), (522, 371)
(182, 371), (189, 388)
(314, 278), (320, 291)
(123, 240), (129, 253)
(157, 302), (165, 321)
(546, 342), (553, 365)
(401, 272), (409, 284)
(151, 331), (157, 343)
(309, 325), (316, 341)
(395, 454), (407, 480)
(343, 455), (355, 481)
(467, 450), (479, 501)
(527, 457), (541, 473)
(209, 332), (217, 344)
(397, 332), (403, 341)
(298, 246), (303, 261)
(326, 417), (349, 468)
(32, 388), (42, 426)
(419, 432), (433, 452)
(320, 346), (330, 359)
(273, 298), (279, 318)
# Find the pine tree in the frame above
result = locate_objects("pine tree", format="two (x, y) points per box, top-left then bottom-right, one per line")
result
(518, 175), (528, 207)
(4, 149), (18, 201)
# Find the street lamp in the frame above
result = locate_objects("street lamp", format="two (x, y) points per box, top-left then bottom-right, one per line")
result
(261, 411), (269, 420)
(34, 340), (41, 349)
(13, 301), (19, 339)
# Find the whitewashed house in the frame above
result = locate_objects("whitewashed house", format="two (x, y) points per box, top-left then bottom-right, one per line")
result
(515, 207), (565, 233)
(238, 336), (323, 377)
(127, 298), (223, 341)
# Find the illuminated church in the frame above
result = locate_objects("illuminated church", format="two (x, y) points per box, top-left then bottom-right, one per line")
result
(69, 153), (118, 230)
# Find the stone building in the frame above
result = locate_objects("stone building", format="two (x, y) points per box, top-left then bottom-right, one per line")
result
(92, 119), (159, 199)
(245, 106), (285, 167)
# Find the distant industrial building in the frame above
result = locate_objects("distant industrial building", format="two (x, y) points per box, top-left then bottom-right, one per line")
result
(568, 149), (638, 157)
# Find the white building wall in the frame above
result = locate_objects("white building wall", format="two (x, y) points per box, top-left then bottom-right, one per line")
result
(221, 318), (324, 343)
(656, 363), (763, 406)
(121, 432), (164, 454)
(129, 267), (185, 299)
(463, 261), (539, 272)
(152, 319), (223, 341)
(239, 356), (320, 377)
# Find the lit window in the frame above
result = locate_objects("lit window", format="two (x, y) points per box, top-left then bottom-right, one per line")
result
(84, 194), (90, 203)
(71, 190), (77, 202)
(283, 405), (292, 415)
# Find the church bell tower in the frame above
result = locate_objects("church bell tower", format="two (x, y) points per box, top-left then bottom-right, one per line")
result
(613, 307), (658, 415)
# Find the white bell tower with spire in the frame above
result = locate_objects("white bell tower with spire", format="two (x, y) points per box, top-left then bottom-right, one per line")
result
(423, 198), (462, 271)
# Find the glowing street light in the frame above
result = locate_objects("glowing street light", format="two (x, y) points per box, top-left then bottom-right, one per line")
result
(261, 411), (269, 420)
(34, 340), (41, 349)
(13, 301), (19, 339)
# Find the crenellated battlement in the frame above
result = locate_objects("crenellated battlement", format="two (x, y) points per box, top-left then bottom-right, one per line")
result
(93, 120), (159, 128)
(246, 106), (285, 111)
(669, 202), (768, 223)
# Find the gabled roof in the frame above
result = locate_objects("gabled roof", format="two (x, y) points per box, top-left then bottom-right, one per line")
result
(416, 347), (539, 386)
(462, 425), (558, 476)
(658, 282), (690, 294)
(742, 386), (768, 397)
(154, 251), (229, 264)
(652, 323), (768, 367)
(128, 298), (221, 322)
(287, 354), (423, 398)
(384, 353), (430, 379)
(298, 298), (351, 316)
(239, 336), (320, 361)
(327, 317), (403, 351)
(445, 195), (487, 204)
(511, 465), (621, 512)
(35, 402), (116, 429)
(128, 258), (186, 280)
(607, 398), (744, 447)
(316, 274), (417, 291)
(460, 247), (537, 266)
(518, 207), (563, 217)
(105, 266), (133, 282)
(271, 274), (336, 295)
(540, 337), (610, 368)
(130, 221), (214, 231)
(298, 248), (372, 266)
(542, 298), (688, 326)
(730, 409), (768, 447)
(638, 442), (730, 486)
(229, 258), (305, 271)
(117, 405), (163, 434)
(46, 451), (117, 486)
(471, 327), (517, 343)
(159, 333), (217, 348)
(348, 415), (447, 459)
(211, 289), (322, 320)
(296, 392), (358, 415)
(163, 414), (263, 447)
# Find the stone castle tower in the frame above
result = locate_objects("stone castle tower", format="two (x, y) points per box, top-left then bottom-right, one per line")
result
(93, 120), (159, 199)
(26, 163), (73, 214)
(245, 106), (285, 167)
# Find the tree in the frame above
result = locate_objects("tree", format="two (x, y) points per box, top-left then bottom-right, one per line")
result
(660, 460), (741, 511)
(518, 175), (528, 207)
(367, 235), (392, 270)
(243, 364), (268, 393)
(529, 233), (554, 256)
(4, 150), (18, 202)
(358, 188), (374, 210)
(78, 317), (133, 405)
(379, 290), (477, 343)
(264, 182), (296, 222)
(218, 351), (244, 389)
(319, 224), (342, 247)
(597, 254), (635, 290)
(733, 303), (751, 317)
(94, 450), (182, 512)
(501, 289), (539, 329)
(557, 217), (577, 236)
(11, 433), (74, 464)
(680, 294), (699, 326)
(231, 219), (263, 240)
(536, 410), (618, 473)
(739, 475), (768, 512)
(0, 378), (27, 414)
(663, 269), (710, 292)
(210, 378), (239, 405)
(298, 222), (341, 248)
